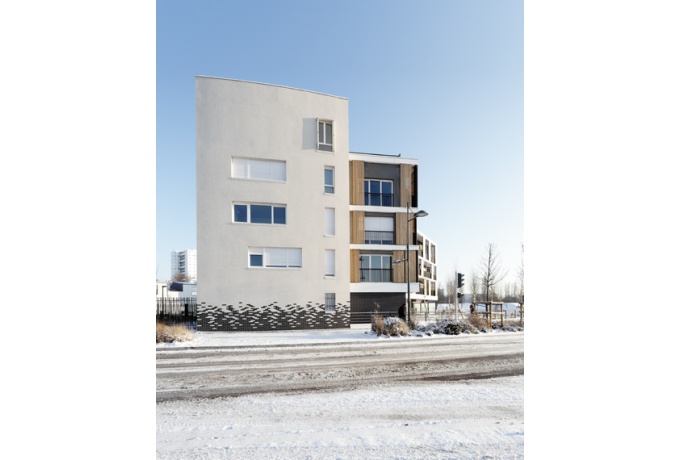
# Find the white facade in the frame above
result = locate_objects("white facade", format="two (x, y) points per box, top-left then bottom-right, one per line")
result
(171, 249), (197, 282)
(196, 77), (350, 330)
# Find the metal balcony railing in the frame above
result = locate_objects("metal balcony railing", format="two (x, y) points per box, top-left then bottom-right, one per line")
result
(359, 268), (393, 283)
(364, 231), (395, 245)
(364, 193), (393, 207)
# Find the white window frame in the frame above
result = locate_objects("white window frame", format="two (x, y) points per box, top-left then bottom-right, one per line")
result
(324, 208), (335, 237)
(364, 179), (394, 206)
(232, 157), (286, 182)
(248, 247), (302, 269)
(233, 203), (286, 225)
(324, 167), (335, 194)
(324, 249), (335, 277)
(317, 119), (334, 152)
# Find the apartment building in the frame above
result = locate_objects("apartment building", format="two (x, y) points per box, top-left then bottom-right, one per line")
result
(348, 153), (437, 322)
(171, 249), (197, 282)
(196, 77), (435, 331)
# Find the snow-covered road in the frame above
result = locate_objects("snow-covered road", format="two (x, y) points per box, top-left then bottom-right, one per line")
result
(157, 330), (524, 458)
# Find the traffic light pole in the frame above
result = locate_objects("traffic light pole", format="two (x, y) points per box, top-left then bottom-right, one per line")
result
(454, 270), (458, 321)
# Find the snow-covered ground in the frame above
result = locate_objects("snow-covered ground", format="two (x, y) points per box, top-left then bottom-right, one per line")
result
(157, 325), (524, 459)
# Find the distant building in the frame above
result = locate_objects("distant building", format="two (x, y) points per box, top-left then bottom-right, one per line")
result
(171, 249), (197, 282)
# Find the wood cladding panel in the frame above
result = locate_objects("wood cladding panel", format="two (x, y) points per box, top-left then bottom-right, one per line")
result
(349, 160), (364, 205)
(400, 164), (413, 207)
(392, 249), (417, 283)
(350, 249), (360, 283)
(395, 213), (415, 246)
(350, 211), (364, 244)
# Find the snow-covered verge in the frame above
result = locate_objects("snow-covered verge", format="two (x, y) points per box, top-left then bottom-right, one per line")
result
(156, 375), (524, 460)
(156, 323), (523, 349)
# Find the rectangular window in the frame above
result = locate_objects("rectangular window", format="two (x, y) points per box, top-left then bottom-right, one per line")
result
(249, 247), (302, 268)
(364, 216), (395, 244)
(325, 208), (335, 236)
(324, 167), (334, 194)
(364, 179), (393, 206)
(232, 157), (286, 182)
(325, 249), (335, 277)
(325, 293), (336, 312)
(233, 203), (286, 225)
(317, 120), (333, 152)
(359, 254), (393, 282)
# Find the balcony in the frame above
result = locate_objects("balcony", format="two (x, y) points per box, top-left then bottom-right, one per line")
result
(364, 193), (393, 207)
(364, 231), (395, 245)
(360, 268), (393, 283)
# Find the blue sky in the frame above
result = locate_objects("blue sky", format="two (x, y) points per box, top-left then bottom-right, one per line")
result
(157, 0), (524, 290)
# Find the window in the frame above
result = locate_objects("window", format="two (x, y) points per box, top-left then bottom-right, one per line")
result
(325, 208), (335, 236)
(325, 293), (336, 312)
(359, 254), (392, 282)
(249, 247), (302, 268)
(325, 249), (335, 277)
(324, 167), (334, 194)
(232, 157), (286, 182)
(317, 120), (333, 152)
(364, 179), (393, 206)
(364, 216), (395, 244)
(233, 203), (286, 225)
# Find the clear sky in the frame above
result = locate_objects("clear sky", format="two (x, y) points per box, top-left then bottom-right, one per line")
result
(157, 0), (524, 291)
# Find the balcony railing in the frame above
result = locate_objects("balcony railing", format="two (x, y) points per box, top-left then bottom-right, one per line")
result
(364, 231), (395, 245)
(364, 193), (393, 207)
(359, 268), (393, 283)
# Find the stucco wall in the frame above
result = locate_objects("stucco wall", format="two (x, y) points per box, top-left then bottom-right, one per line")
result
(196, 77), (350, 330)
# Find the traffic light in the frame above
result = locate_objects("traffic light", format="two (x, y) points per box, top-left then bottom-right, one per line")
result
(457, 292), (463, 299)
(457, 273), (465, 288)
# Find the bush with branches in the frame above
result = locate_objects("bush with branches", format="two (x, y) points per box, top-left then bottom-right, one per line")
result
(156, 321), (194, 343)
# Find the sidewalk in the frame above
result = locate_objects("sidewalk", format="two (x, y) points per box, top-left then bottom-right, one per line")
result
(157, 324), (377, 349)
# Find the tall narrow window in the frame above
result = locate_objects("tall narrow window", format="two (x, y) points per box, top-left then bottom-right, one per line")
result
(324, 167), (334, 194)
(325, 249), (335, 277)
(325, 293), (336, 312)
(325, 208), (335, 236)
(317, 120), (333, 152)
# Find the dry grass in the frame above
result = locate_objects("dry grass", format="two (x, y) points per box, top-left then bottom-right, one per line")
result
(156, 321), (194, 343)
(371, 314), (410, 337)
(371, 314), (386, 336)
(467, 313), (487, 330)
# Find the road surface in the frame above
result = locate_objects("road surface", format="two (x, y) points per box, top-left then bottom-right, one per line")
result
(156, 332), (524, 402)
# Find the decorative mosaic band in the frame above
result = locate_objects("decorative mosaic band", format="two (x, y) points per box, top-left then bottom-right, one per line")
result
(198, 301), (351, 331)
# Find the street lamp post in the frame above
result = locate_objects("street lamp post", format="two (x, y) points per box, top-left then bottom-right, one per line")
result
(404, 202), (427, 324)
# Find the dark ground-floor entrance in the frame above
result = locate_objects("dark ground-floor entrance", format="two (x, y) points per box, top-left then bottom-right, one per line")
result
(350, 292), (406, 324)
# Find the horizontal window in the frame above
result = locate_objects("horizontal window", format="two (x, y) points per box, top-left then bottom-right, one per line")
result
(249, 247), (302, 268)
(232, 157), (286, 182)
(233, 203), (286, 225)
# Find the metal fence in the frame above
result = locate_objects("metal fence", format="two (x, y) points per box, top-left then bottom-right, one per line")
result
(156, 297), (197, 330)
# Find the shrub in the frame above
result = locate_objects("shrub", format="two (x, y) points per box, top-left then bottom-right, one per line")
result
(371, 314), (410, 337)
(156, 321), (194, 343)
(383, 316), (410, 336)
(467, 313), (487, 330)
(371, 313), (385, 336)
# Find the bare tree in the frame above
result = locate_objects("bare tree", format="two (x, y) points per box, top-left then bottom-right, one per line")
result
(173, 272), (190, 282)
(517, 243), (524, 305)
(478, 243), (509, 302)
(469, 267), (480, 304)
